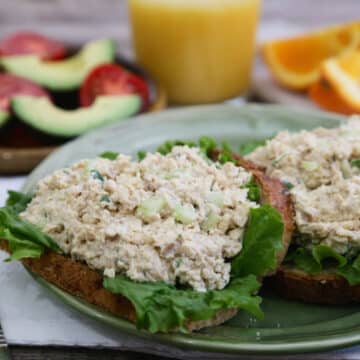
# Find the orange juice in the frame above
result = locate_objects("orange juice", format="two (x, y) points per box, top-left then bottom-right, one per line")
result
(129, 0), (261, 104)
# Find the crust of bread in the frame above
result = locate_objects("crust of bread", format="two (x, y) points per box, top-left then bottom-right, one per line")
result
(0, 153), (294, 331)
(266, 265), (360, 305)
(0, 239), (237, 331)
(211, 151), (295, 273)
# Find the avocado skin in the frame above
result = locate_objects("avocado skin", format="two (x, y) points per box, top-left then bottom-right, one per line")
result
(51, 89), (78, 110)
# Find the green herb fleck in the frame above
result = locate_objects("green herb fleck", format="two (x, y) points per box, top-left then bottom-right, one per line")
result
(90, 169), (104, 182)
(100, 194), (110, 203)
(283, 181), (294, 190)
(272, 153), (287, 167)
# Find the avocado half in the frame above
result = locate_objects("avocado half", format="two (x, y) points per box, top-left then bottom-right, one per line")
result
(0, 39), (115, 91)
(0, 110), (10, 129)
(11, 95), (141, 137)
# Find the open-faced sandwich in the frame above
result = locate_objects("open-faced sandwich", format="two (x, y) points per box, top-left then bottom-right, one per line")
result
(247, 116), (360, 304)
(0, 138), (293, 333)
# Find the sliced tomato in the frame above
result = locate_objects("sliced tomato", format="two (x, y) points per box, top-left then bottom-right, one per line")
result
(0, 31), (67, 60)
(80, 63), (150, 111)
(0, 73), (50, 111)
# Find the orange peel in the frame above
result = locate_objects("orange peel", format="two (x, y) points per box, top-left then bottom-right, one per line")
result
(322, 49), (360, 111)
(309, 78), (358, 115)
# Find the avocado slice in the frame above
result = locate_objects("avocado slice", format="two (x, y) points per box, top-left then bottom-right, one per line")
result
(0, 110), (10, 128)
(12, 95), (141, 137)
(0, 39), (115, 91)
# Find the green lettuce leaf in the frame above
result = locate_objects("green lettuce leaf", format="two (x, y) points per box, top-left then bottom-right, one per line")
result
(238, 139), (266, 156)
(242, 176), (261, 202)
(350, 158), (360, 168)
(101, 137), (240, 166)
(0, 191), (61, 260)
(98, 150), (147, 162)
(6, 190), (33, 214)
(99, 151), (119, 160)
(286, 244), (360, 285)
(157, 140), (197, 155)
(337, 255), (360, 285)
(288, 247), (321, 274)
(137, 150), (146, 161)
(216, 141), (236, 164)
(198, 136), (217, 158)
(103, 274), (262, 333)
(155, 137), (239, 164)
(312, 245), (346, 268)
(231, 204), (283, 278)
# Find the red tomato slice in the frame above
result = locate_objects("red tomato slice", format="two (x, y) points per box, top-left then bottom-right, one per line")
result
(80, 63), (150, 111)
(0, 73), (50, 111)
(0, 31), (67, 60)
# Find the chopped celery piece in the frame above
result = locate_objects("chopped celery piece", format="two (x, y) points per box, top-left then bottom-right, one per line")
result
(206, 191), (224, 207)
(137, 196), (166, 220)
(201, 211), (220, 231)
(163, 169), (184, 180)
(301, 161), (319, 172)
(174, 204), (196, 225)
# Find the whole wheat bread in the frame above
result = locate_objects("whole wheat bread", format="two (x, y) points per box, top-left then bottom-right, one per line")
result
(266, 265), (360, 305)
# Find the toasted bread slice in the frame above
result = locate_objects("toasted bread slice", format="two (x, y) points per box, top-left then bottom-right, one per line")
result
(266, 265), (360, 305)
(0, 154), (294, 331)
(212, 151), (295, 273)
(234, 156), (294, 272)
(0, 240), (237, 331)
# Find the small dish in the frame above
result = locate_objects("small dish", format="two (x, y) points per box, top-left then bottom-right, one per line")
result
(0, 44), (166, 174)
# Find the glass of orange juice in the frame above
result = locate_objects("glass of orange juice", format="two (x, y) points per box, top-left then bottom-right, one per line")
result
(129, 0), (261, 105)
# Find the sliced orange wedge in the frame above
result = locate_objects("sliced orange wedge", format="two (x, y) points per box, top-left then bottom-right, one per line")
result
(309, 78), (358, 114)
(322, 49), (360, 111)
(263, 22), (360, 90)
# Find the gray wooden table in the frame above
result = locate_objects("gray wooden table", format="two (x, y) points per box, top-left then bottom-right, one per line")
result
(1, 0), (360, 358)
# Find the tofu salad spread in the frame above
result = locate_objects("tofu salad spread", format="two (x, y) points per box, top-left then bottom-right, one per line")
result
(247, 116), (360, 255)
(21, 146), (258, 292)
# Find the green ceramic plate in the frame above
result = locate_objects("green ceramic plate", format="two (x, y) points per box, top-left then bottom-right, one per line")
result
(23, 104), (360, 355)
